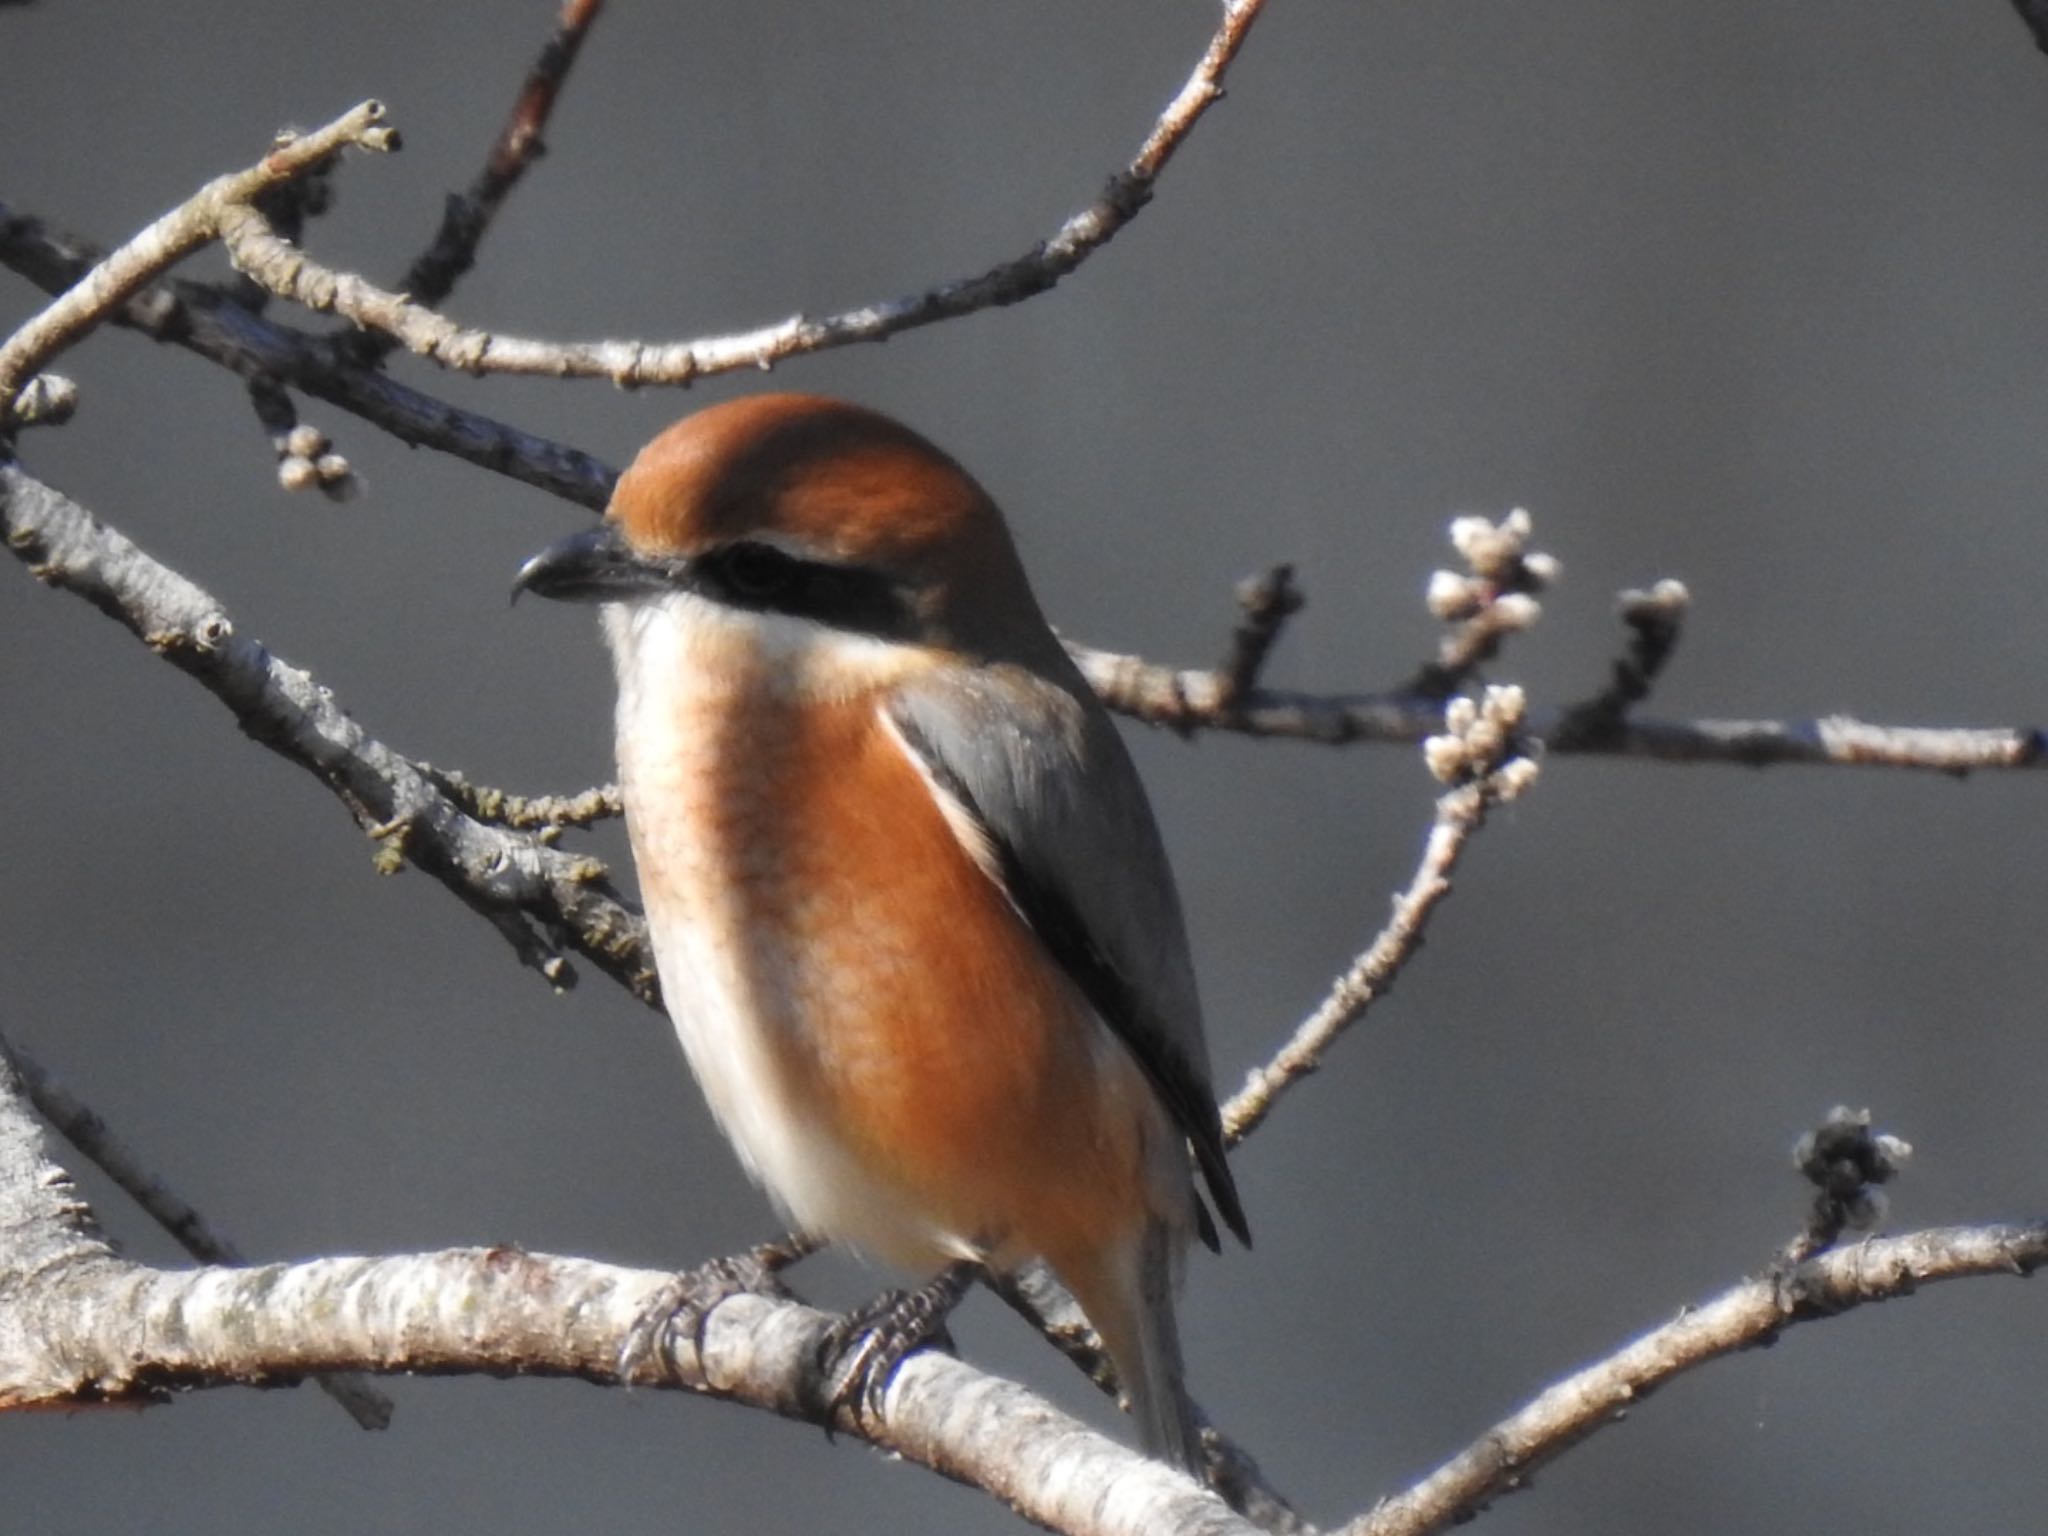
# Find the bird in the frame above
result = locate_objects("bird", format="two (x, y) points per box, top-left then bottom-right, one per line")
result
(514, 392), (1247, 1471)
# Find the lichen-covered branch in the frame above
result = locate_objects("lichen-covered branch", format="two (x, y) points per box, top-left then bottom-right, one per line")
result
(419, 765), (623, 831)
(0, 461), (657, 1004)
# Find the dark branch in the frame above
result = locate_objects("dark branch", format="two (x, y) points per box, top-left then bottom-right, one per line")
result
(344, 0), (608, 368)
(1552, 580), (1690, 750)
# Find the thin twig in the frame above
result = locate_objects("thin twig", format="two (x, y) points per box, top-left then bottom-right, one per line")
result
(1342, 1222), (2048, 1536)
(1213, 564), (1303, 718)
(361, 0), (607, 348)
(0, 101), (395, 425)
(4, 1037), (392, 1430)
(212, 1), (1269, 387)
(1224, 689), (1537, 1146)
(1071, 641), (2048, 772)
(1551, 579), (1690, 749)
(0, 0), (1260, 482)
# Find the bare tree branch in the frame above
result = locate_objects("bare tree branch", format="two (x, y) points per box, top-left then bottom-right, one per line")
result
(212, 0), (1270, 387)
(368, 0), (608, 340)
(420, 765), (623, 831)
(0, 101), (396, 426)
(4, 1039), (392, 1430)
(5, 139), (2044, 784)
(1225, 688), (1539, 1146)
(0, 460), (657, 1005)
(0, 0), (1264, 501)
(0, 203), (616, 508)
(1, 1249), (1258, 1536)
(0, 1041), (115, 1365)
(1211, 564), (1303, 721)
(5, 12), (2042, 1534)
(1071, 642), (2047, 773)
(0, 1033), (1255, 1536)
(244, 1), (609, 486)
(1342, 1222), (2048, 1536)
(1551, 580), (1691, 750)
(12, 1007), (2044, 1536)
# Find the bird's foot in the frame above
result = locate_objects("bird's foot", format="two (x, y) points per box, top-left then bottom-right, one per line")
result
(617, 1232), (818, 1382)
(814, 1259), (978, 1432)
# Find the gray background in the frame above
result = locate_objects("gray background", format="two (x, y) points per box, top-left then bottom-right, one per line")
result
(7, 2), (2048, 1531)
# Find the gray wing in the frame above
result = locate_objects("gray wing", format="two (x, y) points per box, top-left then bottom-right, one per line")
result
(888, 661), (1248, 1249)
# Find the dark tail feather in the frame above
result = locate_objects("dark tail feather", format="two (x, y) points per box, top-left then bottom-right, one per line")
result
(1074, 1223), (1205, 1474)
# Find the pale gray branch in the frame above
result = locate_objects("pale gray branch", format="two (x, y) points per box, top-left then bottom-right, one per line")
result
(0, 1042), (111, 1363)
(0, 101), (395, 425)
(5, 1039), (392, 1429)
(0, 1043), (1252, 1536)
(1343, 1223), (2048, 1536)
(2, 1248), (1252, 1536)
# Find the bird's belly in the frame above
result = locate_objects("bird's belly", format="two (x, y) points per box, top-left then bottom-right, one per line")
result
(622, 681), (1158, 1272)
(647, 895), (965, 1266)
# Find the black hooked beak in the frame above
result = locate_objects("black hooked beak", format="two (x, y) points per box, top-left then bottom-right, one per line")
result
(511, 522), (673, 605)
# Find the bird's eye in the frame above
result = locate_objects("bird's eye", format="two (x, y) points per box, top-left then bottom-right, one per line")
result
(715, 541), (801, 599)
(693, 539), (909, 638)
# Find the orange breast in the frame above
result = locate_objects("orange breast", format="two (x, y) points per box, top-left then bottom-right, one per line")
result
(635, 668), (1156, 1268)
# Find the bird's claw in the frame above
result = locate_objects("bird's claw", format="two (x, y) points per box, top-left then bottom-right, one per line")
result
(617, 1238), (809, 1382)
(814, 1261), (976, 1432)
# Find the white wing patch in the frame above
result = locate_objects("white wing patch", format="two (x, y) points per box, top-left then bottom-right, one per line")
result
(877, 705), (1004, 885)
